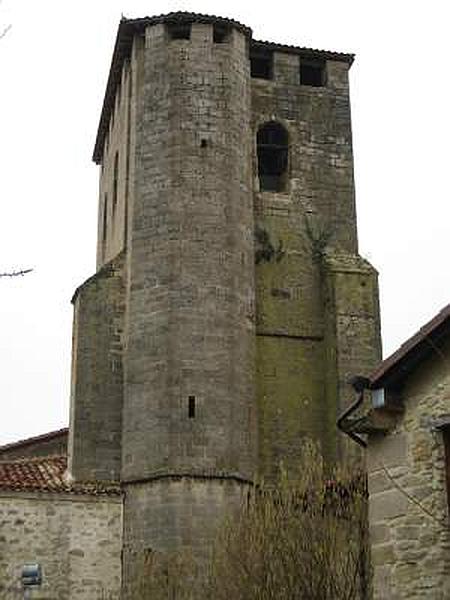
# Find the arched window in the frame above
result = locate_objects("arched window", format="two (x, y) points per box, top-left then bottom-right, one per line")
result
(257, 122), (288, 192)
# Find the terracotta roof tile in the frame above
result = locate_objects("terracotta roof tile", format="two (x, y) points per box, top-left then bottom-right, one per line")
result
(0, 456), (120, 496)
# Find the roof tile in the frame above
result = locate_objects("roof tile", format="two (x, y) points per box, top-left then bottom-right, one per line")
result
(0, 456), (120, 496)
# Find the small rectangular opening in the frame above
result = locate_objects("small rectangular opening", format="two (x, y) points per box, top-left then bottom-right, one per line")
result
(188, 396), (196, 419)
(300, 59), (326, 87)
(443, 427), (450, 518)
(167, 22), (191, 41)
(112, 151), (119, 215)
(102, 193), (108, 248)
(250, 49), (273, 80)
(213, 24), (230, 44)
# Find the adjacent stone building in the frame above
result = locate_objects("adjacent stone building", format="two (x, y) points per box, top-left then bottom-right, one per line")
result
(0, 456), (122, 599)
(0, 12), (381, 598)
(346, 304), (450, 599)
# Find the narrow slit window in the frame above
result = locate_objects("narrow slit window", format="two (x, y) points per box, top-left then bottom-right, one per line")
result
(257, 121), (289, 192)
(300, 59), (326, 87)
(124, 196), (128, 245)
(102, 193), (108, 247)
(250, 49), (273, 80)
(443, 427), (450, 518)
(112, 151), (119, 215)
(167, 22), (191, 40)
(188, 396), (196, 419)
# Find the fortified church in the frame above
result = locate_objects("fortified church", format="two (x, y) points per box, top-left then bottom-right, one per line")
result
(0, 13), (381, 598)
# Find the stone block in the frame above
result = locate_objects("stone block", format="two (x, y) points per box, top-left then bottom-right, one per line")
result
(368, 432), (407, 471)
(368, 469), (390, 495)
(373, 565), (394, 599)
(372, 543), (396, 565)
(370, 489), (409, 522)
(370, 522), (391, 545)
(274, 52), (299, 86)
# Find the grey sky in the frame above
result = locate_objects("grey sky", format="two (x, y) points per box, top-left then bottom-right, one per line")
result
(1, 0), (449, 445)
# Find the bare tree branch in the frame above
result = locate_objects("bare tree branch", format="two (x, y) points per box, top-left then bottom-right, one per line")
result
(0, 0), (12, 40)
(0, 268), (33, 278)
(0, 23), (11, 39)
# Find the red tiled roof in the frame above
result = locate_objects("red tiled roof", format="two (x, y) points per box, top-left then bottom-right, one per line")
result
(370, 303), (450, 388)
(0, 427), (68, 454)
(0, 456), (120, 496)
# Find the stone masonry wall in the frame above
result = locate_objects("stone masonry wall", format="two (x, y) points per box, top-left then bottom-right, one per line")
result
(368, 336), (450, 599)
(122, 477), (248, 599)
(66, 14), (382, 597)
(122, 21), (256, 481)
(97, 36), (141, 267)
(0, 491), (122, 600)
(121, 20), (256, 595)
(323, 254), (381, 463)
(68, 252), (125, 482)
(253, 54), (381, 474)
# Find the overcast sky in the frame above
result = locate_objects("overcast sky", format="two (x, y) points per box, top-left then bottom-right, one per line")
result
(0, 0), (448, 445)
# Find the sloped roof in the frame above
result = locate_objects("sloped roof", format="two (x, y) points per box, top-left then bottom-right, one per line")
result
(370, 303), (450, 389)
(0, 456), (120, 496)
(0, 428), (68, 455)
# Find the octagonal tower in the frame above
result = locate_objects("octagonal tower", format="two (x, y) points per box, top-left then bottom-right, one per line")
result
(68, 13), (381, 597)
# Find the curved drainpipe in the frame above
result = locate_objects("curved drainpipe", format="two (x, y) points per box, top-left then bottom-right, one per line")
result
(337, 376), (371, 448)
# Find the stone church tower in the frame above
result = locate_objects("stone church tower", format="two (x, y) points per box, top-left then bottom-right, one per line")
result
(67, 12), (381, 597)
